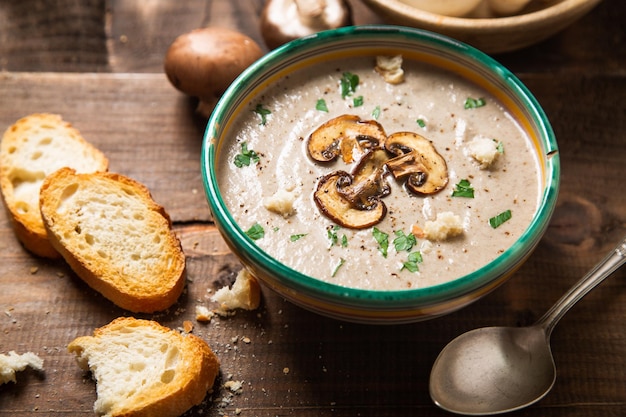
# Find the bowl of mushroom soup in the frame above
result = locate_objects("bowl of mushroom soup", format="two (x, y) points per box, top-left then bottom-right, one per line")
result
(201, 25), (560, 324)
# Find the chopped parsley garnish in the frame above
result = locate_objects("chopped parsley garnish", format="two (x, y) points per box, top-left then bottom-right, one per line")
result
(464, 97), (486, 109)
(452, 179), (475, 198)
(253, 103), (271, 125)
(245, 223), (265, 240)
(316, 99), (329, 112)
(326, 226), (339, 246)
(372, 105), (381, 119)
(327, 225), (339, 246)
(233, 142), (260, 167)
(353, 96), (364, 107)
(372, 227), (389, 258)
(290, 233), (307, 242)
(327, 225), (347, 248)
(393, 230), (416, 252)
(495, 140), (504, 153)
(340, 72), (359, 99)
(331, 258), (346, 277)
(401, 251), (423, 272)
(416, 118), (426, 128)
(489, 210), (512, 229)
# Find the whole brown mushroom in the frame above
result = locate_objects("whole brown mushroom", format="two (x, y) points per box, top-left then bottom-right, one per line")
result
(260, 0), (353, 50)
(164, 27), (264, 118)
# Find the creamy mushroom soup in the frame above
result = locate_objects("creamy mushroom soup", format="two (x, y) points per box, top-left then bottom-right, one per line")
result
(216, 56), (541, 290)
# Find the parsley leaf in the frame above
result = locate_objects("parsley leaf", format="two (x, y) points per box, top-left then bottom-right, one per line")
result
(233, 142), (260, 167)
(393, 230), (416, 252)
(489, 210), (512, 228)
(373, 227), (389, 258)
(452, 179), (475, 198)
(464, 97), (486, 109)
(331, 258), (346, 277)
(401, 251), (423, 272)
(495, 140), (504, 153)
(290, 233), (307, 242)
(372, 105), (381, 119)
(416, 118), (426, 128)
(253, 103), (271, 125)
(327, 225), (339, 246)
(340, 72), (359, 99)
(327, 225), (347, 248)
(353, 96), (364, 107)
(316, 99), (329, 112)
(245, 223), (265, 240)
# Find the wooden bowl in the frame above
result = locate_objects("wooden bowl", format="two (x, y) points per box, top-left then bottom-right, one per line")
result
(360, 0), (602, 53)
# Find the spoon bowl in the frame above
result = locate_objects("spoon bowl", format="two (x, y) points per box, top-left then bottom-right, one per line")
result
(430, 326), (555, 414)
(430, 236), (626, 415)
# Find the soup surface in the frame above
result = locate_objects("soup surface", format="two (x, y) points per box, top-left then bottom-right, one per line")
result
(216, 55), (541, 290)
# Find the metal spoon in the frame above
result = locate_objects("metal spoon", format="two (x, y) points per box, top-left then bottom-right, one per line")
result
(429, 235), (626, 415)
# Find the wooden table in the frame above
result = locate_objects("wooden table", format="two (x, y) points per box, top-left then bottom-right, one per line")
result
(1, 1), (624, 416)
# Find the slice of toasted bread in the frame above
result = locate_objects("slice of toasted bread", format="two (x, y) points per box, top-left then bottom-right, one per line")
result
(68, 317), (220, 417)
(0, 113), (109, 258)
(39, 168), (186, 313)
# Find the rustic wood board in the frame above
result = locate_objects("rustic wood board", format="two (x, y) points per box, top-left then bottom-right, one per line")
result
(0, 70), (624, 416)
(0, 0), (625, 416)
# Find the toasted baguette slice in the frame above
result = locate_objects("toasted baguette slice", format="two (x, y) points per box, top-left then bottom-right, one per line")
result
(68, 317), (220, 417)
(0, 113), (109, 258)
(40, 168), (186, 313)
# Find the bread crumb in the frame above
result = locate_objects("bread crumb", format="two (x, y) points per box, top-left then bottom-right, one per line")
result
(211, 269), (261, 315)
(423, 212), (464, 241)
(29, 266), (38, 274)
(375, 55), (404, 84)
(0, 351), (44, 385)
(283, 367), (290, 374)
(224, 380), (243, 394)
(263, 187), (297, 218)
(195, 305), (214, 322)
(467, 136), (500, 168)
(183, 320), (193, 333)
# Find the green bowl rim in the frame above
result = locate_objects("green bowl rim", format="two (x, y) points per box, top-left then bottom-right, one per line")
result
(201, 25), (560, 309)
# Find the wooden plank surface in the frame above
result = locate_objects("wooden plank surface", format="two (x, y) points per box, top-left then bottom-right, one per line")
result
(1, 1), (625, 416)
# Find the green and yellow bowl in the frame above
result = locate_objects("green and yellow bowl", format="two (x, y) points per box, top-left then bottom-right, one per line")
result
(201, 25), (559, 324)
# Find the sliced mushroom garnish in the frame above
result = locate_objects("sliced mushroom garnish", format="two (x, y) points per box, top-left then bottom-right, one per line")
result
(385, 132), (449, 195)
(310, 116), (450, 228)
(385, 152), (428, 188)
(314, 171), (387, 229)
(307, 114), (386, 164)
(336, 148), (391, 210)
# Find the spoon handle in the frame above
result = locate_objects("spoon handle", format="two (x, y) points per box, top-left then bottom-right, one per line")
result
(537, 235), (626, 337)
